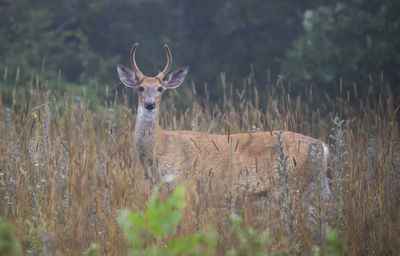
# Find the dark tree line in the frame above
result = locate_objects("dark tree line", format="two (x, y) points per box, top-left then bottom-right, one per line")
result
(1, 0), (399, 102)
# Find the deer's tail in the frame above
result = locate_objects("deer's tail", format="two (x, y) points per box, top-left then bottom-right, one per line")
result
(322, 143), (331, 196)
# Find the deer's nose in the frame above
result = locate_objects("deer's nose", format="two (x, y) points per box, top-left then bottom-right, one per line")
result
(144, 99), (156, 110)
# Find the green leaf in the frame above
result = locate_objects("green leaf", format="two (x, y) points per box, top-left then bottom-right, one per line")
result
(167, 236), (199, 254)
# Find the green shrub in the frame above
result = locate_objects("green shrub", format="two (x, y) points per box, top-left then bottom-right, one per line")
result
(0, 218), (21, 256)
(117, 185), (217, 256)
(228, 214), (272, 256)
(86, 243), (101, 256)
(313, 229), (346, 256)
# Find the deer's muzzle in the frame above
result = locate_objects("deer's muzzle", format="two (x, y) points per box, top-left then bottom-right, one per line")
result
(144, 99), (156, 110)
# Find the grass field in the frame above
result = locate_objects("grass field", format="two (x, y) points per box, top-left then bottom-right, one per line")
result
(0, 68), (399, 255)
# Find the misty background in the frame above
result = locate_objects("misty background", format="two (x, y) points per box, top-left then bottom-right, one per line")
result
(1, 0), (399, 105)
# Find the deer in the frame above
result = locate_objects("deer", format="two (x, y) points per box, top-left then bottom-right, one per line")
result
(117, 43), (331, 207)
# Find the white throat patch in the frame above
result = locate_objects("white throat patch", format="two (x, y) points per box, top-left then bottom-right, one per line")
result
(137, 105), (157, 122)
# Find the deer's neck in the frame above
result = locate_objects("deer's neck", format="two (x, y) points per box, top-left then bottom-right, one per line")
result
(134, 106), (161, 168)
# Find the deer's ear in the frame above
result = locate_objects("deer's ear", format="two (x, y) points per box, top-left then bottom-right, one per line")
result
(117, 64), (139, 88)
(163, 66), (189, 89)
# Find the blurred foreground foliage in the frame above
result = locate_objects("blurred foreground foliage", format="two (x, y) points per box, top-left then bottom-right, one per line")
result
(86, 185), (346, 256)
(0, 185), (346, 256)
(116, 185), (217, 256)
(0, 218), (22, 256)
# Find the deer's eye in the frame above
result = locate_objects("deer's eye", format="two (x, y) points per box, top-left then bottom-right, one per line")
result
(157, 87), (163, 93)
(138, 86), (144, 92)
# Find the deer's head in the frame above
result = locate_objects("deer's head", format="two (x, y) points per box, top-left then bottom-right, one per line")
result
(117, 43), (189, 111)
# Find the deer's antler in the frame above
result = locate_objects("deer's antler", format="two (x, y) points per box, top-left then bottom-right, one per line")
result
(156, 44), (172, 81)
(130, 42), (144, 81)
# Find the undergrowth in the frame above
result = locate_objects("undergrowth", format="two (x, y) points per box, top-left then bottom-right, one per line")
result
(0, 67), (399, 255)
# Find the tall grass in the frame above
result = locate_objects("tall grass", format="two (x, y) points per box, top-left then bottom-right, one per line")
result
(0, 67), (399, 255)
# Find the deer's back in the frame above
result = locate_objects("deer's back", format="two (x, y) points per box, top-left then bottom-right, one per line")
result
(155, 130), (324, 196)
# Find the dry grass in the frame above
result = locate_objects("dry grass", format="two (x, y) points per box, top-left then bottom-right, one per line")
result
(0, 69), (399, 255)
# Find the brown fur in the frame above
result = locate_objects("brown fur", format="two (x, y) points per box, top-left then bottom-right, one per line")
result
(152, 127), (324, 198)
